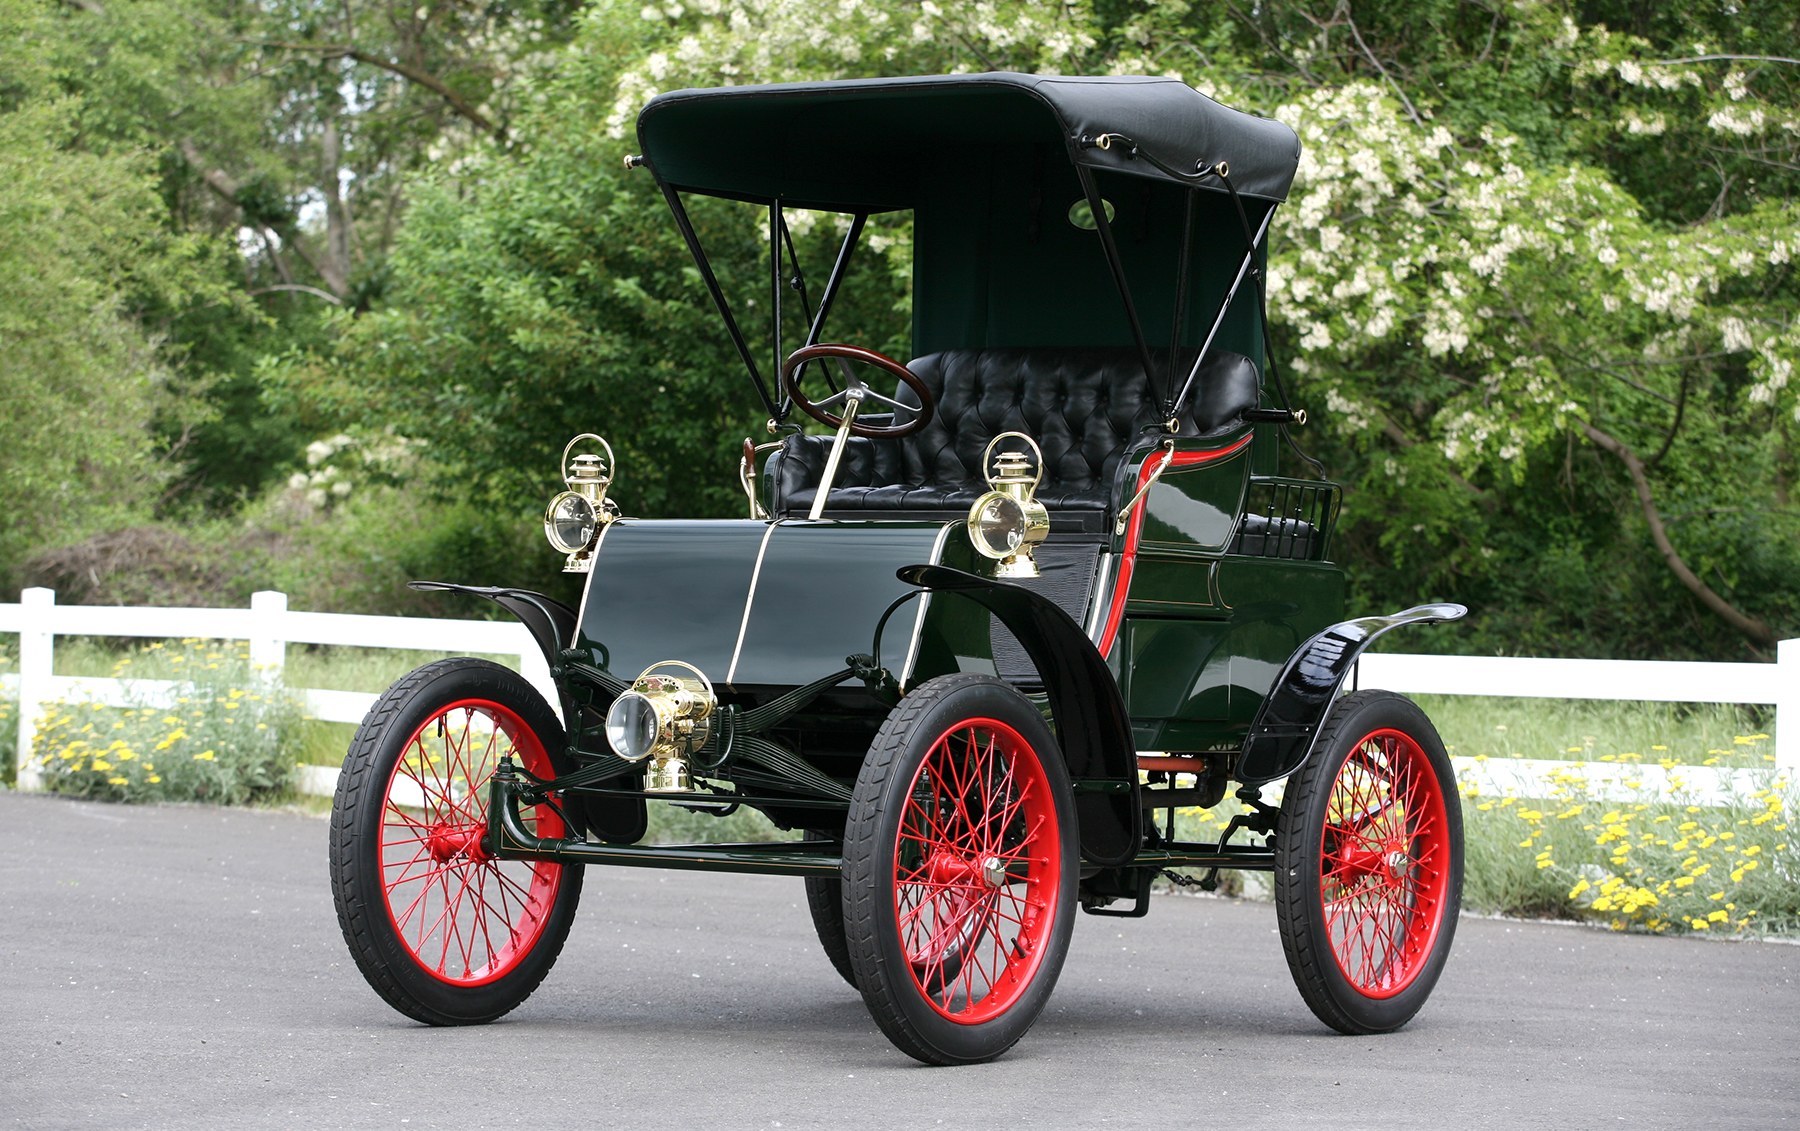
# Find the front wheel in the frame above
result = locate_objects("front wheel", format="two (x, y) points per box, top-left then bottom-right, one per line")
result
(329, 658), (583, 1025)
(1274, 690), (1463, 1034)
(843, 674), (1077, 1065)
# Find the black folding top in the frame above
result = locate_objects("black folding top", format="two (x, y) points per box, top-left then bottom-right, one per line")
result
(636, 72), (1300, 209)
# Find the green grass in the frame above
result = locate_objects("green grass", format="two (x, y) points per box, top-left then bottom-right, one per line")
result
(281, 646), (525, 767)
(280, 645), (521, 693)
(1414, 693), (1776, 769)
(1405, 693), (1794, 935)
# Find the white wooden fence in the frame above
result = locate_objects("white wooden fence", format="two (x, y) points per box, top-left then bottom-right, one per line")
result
(0, 587), (1792, 803)
(0, 588), (552, 793)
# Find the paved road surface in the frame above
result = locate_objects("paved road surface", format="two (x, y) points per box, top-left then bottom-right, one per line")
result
(1, 791), (1795, 1129)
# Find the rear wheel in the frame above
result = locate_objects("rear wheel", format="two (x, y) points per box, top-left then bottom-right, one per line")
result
(329, 658), (583, 1025)
(843, 674), (1077, 1065)
(1274, 690), (1462, 1034)
(803, 831), (856, 988)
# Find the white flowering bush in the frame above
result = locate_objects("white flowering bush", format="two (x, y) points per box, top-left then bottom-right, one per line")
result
(282, 429), (426, 512)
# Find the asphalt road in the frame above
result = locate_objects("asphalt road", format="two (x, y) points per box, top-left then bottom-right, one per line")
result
(1, 790), (1795, 1131)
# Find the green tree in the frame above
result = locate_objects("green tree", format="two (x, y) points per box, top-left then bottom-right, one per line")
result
(0, 0), (213, 583)
(35, 0), (585, 506)
(270, 0), (1800, 654)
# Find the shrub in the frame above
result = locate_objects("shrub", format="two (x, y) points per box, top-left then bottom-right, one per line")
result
(1462, 736), (1797, 935)
(19, 524), (267, 609)
(29, 639), (298, 805)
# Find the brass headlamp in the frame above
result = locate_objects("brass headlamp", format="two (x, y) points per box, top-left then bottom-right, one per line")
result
(966, 432), (1051, 578)
(603, 660), (716, 793)
(544, 433), (619, 572)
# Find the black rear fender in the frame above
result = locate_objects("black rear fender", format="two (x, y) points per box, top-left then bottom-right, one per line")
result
(1236, 603), (1467, 787)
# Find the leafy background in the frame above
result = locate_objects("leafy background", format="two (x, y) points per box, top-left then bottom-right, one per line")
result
(1, 0), (1795, 658)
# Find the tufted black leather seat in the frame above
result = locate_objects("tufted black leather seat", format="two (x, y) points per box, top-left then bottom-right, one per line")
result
(770, 348), (1260, 532)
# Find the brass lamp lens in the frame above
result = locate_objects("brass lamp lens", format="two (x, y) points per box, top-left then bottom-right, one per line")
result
(604, 692), (661, 761)
(969, 494), (1027, 559)
(544, 492), (600, 554)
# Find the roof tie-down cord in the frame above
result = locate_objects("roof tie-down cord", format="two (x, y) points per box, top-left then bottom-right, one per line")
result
(1081, 126), (1329, 480)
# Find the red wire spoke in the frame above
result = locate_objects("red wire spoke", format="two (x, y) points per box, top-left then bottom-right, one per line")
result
(376, 699), (565, 988)
(1317, 726), (1452, 997)
(891, 715), (1060, 1024)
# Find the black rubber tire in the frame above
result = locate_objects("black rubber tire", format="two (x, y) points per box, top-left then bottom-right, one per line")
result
(329, 658), (584, 1025)
(843, 674), (1078, 1065)
(803, 873), (858, 988)
(1274, 690), (1463, 1035)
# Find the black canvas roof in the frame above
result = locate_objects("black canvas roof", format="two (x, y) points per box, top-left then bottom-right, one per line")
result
(636, 72), (1300, 209)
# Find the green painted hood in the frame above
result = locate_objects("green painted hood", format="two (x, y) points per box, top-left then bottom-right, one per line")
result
(574, 519), (949, 690)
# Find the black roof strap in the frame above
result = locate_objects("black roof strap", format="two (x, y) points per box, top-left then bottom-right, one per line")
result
(784, 210), (870, 410)
(659, 180), (780, 419)
(1074, 163), (1159, 407)
(1207, 165), (1326, 479)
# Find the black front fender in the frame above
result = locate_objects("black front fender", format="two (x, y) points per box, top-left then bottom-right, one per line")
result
(407, 581), (578, 673)
(1236, 602), (1467, 786)
(897, 564), (1141, 867)
(408, 580), (647, 844)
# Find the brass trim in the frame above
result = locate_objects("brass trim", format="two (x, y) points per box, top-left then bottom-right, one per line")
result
(807, 392), (863, 521)
(739, 438), (781, 520)
(1114, 439), (1177, 536)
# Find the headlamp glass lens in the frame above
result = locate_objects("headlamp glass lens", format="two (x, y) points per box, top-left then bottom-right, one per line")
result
(605, 692), (661, 761)
(971, 495), (1026, 558)
(545, 492), (599, 554)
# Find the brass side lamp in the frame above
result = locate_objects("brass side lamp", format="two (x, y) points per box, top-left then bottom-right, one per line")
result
(966, 431), (1051, 579)
(543, 433), (619, 572)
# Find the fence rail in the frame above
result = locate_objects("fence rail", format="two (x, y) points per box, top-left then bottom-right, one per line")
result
(2, 588), (1792, 802)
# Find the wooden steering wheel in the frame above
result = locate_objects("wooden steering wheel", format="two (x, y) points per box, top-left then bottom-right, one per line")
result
(780, 344), (936, 438)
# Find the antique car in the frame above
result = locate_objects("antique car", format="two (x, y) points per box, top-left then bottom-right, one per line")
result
(328, 72), (1467, 1065)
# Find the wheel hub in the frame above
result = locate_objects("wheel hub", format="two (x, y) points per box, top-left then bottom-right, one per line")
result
(426, 822), (491, 864)
(1385, 848), (1412, 878)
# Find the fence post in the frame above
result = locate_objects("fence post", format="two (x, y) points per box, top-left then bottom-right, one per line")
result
(1778, 638), (1798, 774)
(249, 590), (288, 685)
(15, 588), (55, 790)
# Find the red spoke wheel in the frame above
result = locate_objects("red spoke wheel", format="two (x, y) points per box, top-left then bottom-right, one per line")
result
(330, 659), (583, 1025)
(1274, 690), (1462, 1034)
(843, 675), (1076, 1065)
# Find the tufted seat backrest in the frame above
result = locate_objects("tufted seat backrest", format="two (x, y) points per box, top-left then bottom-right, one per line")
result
(769, 347), (1260, 526)
(898, 348), (1254, 495)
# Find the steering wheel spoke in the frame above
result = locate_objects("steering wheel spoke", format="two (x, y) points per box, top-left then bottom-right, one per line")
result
(781, 344), (936, 439)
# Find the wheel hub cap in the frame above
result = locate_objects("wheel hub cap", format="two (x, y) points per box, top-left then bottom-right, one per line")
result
(426, 822), (490, 864)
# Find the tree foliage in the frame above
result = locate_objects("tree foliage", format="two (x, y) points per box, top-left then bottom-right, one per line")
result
(2, 0), (1795, 658)
(305, 0), (1793, 656)
(0, 0), (215, 579)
